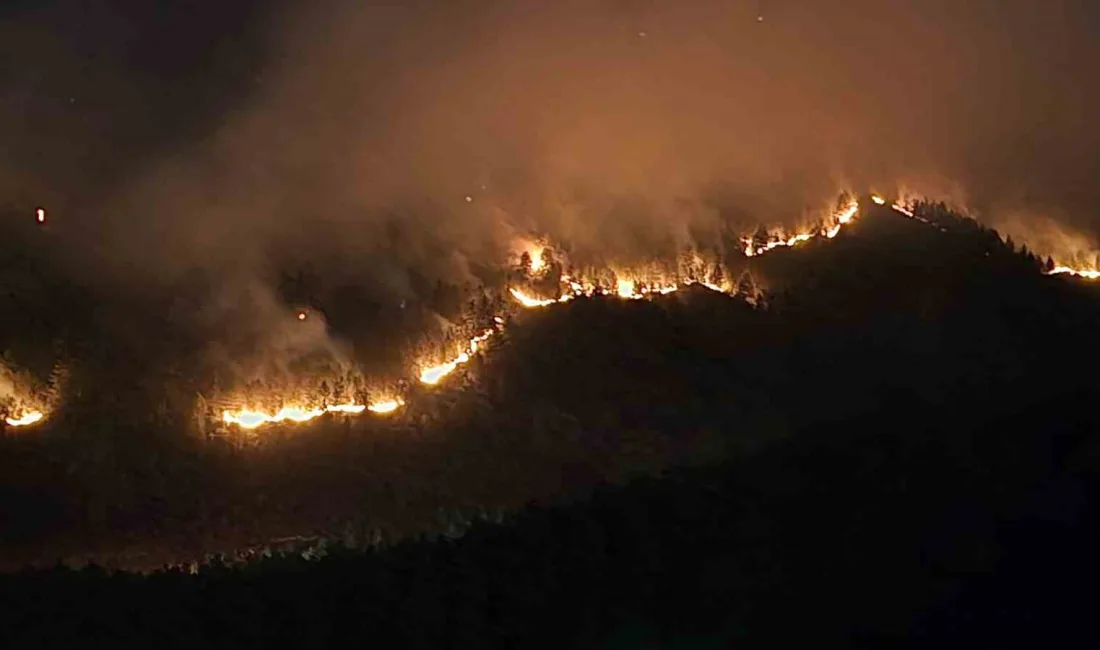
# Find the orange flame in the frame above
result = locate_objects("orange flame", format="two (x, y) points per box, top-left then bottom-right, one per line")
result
(615, 278), (637, 299)
(743, 198), (860, 255)
(5, 410), (44, 427)
(1049, 266), (1100, 279)
(419, 328), (496, 385)
(221, 399), (401, 430)
(366, 399), (403, 414)
(509, 287), (563, 308)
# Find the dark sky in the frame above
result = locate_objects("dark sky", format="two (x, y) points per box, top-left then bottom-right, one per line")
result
(2, 0), (1099, 282)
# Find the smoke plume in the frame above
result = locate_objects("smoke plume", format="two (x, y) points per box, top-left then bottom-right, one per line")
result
(3, 0), (1099, 353)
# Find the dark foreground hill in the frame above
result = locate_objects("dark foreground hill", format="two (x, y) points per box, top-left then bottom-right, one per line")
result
(3, 374), (1098, 648)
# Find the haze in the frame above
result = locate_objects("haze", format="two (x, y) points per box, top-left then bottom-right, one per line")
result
(2, 0), (1098, 288)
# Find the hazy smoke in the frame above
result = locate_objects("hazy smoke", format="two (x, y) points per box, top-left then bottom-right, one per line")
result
(4, 0), (1100, 339)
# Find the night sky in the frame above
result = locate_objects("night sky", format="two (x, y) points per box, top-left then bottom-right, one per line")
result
(2, 1), (1098, 285)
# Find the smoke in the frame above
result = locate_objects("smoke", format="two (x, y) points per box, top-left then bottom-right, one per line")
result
(4, 0), (1100, 371)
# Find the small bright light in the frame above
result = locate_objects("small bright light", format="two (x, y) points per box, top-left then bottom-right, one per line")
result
(35, 208), (45, 223)
(464, 195), (473, 203)
(297, 311), (307, 321)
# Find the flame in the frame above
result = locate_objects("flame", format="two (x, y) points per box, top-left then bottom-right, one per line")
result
(419, 328), (496, 385)
(509, 287), (563, 308)
(367, 399), (403, 414)
(221, 400), (397, 430)
(5, 410), (44, 427)
(742, 198), (860, 255)
(891, 200), (915, 218)
(883, 197), (1100, 278)
(529, 252), (546, 273)
(616, 278), (637, 299)
(514, 239), (548, 273)
(35, 208), (46, 223)
(1049, 266), (1100, 279)
(871, 195), (886, 205)
(297, 311), (307, 321)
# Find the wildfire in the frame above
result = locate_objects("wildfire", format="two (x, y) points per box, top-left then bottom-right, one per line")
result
(743, 198), (860, 256)
(509, 287), (564, 308)
(367, 399), (403, 414)
(891, 200), (916, 218)
(515, 238), (548, 273)
(530, 251), (546, 273)
(5, 410), (44, 427)
(616, 278), (636, 299)
(1049, 266), (1100, 280)
(89, 190), (1100, 435)
(883, 196), (1100, 279)
(419, 328), (496, 385)
(222, 399), (401, 430)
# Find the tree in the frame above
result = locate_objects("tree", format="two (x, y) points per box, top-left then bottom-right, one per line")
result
(710, 261), (725, 289)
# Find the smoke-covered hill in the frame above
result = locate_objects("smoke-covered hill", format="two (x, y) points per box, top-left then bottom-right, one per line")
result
(2, 198), (1100, 575)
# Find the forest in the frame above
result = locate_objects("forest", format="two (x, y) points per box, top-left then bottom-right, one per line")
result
(2, 199), (1100, 646)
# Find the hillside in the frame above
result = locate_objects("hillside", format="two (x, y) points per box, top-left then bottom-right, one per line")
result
(2, 198), (1099, 575)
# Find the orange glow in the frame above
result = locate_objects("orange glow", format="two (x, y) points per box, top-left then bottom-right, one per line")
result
(1049, 266), (1100, 279)
(221, 400), (392, 430)
(5, 410), (44, 427)
(419, 328), (496, 385)
(891, 200), (915, 218)
(202, 190), (1100, 434)
(742, 198), (860, 255)
(367, 398), (403, 414)
(509, 287), (563, 307)
(530, 252), (546, 273)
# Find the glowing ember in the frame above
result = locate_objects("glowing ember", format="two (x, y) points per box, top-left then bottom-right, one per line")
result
(741, 199), (859, 256)
(5, 410), (44, 427)
(297, 311), (307, 321)
(871, 195), (886, 205)
(35, 208), (46, 223)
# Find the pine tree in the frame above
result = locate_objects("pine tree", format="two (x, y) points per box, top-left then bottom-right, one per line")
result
(710, 261), (725, 288)
(736, 273), (756, 298)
